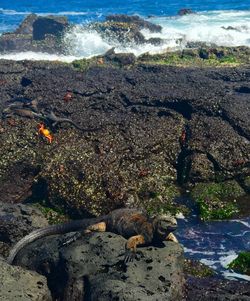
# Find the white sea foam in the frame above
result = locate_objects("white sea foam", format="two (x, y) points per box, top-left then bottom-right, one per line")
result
(63, 26), (111, 57)
(0, 8), (96, 17)
(149, 10), (250, 48)
(183, 247), (215, 255)
(193, 252), (250, 281)
(231, 219), (250, 228)
(0, 52), (78, 62)
(1, 9), (250, 61)
(61, 9), (250, 59)
(223, 271), (250, 281)
(219, 252), (238, 268)
(200, 258), (217, 267)
(55, 11), (89, 16)
(0, 8), (31, 15)
(228, 231), (250, 237)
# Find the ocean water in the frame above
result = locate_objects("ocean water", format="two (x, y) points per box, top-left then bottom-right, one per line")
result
(0, 0), (250, 60)
(176, 214), (250, 281)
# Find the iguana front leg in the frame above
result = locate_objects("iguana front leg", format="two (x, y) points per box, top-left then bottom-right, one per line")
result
(124, 235), (147, 263)
(165, 232), (178, 243)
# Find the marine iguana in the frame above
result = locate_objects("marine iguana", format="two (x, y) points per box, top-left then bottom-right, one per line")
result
(3, 108), (101, 132)
(7, 208), (178, 265)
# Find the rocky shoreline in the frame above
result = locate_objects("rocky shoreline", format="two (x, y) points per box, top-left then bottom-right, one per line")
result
(0, 57), (249, 217)
(1, 202), (250, 300)
(0, 13), (249, 301)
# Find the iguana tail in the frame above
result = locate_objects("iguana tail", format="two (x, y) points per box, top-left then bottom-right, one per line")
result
(7, 216), (106, 265)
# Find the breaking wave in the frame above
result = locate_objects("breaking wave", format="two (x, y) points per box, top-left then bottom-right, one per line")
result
(0, 9), (250, 61)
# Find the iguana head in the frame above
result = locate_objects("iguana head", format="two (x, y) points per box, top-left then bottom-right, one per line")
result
(152, 213), (177, 240)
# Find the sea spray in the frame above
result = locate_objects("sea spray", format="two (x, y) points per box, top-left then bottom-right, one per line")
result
(0, 9), (250, 60)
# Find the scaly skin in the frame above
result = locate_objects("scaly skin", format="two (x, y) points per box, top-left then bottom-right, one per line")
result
(3, 106), (101, 132)
(44, 110), (101, 132)
(7, 208), (178, 265)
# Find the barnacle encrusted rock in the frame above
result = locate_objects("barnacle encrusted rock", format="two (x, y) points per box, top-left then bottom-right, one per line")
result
(0, 57), (249, 218)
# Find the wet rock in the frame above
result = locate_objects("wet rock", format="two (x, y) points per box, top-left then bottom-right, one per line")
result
(178, 9), (195, 16)
(15, 13), (38, 35)
(0, 160), (40, 204)
(106, 14), (162, 32)
(0, 34), (33, 53)
(243, 177), (250, 193)
(186, 41), (218, 48)
(220, 96), (250, 141)
(15, 232), (185, 300)
(92, 21), (147, 45)
(0, 202), (48, 257)
(184, 259), (215, 278)
(103, 48), (136, 66)
(0, 259), (52, 301)
(91, 14), (163, 46)
(186, 276), (250, 301)
(147, 37), (163, 45)
(32, 16), (68, 40)
(188, 114), (250, 179)
(222, 26), (239, 31)
(0, 14), (69, 54)
(188, 153), (215, 182)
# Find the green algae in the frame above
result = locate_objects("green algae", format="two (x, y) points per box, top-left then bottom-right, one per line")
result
(228, 252), (250, 276)
(191, 180), (245, 220)
(33, 203), (68, 224)
(72, 58), (91, 71)
(184, 259), (215, 278)
(137, 176), (187, 216)
(71, 46), (250, 72)
(138, 46), (249, 67)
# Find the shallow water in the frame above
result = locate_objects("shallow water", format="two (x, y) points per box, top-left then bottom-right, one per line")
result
(175, 198), (250, 281)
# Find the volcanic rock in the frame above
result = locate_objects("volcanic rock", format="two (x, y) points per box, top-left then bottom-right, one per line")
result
(14, 231), (185, 300)
(0, 14), (69, 54)
(0, 259), (52, 301)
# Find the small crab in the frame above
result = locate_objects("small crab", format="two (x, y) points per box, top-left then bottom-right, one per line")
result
(38, 123), (53, 143)
(63, 91), (73, 102)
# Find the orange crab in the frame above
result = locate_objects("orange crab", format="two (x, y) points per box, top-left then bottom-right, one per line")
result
(38, 123), (53, 143)
(63, 91), (73, 102)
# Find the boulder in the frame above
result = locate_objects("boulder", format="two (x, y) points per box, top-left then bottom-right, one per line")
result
(103, 47), (136, 66)
(14, 13), (38, 35)
(0, 14), (69, 54)
(0, 202), (48, 257)
(91, 14), (163, 46)
(32, 16), (68, 40)
(15, 232), (185, 300)
(0, 259), (52, 301)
